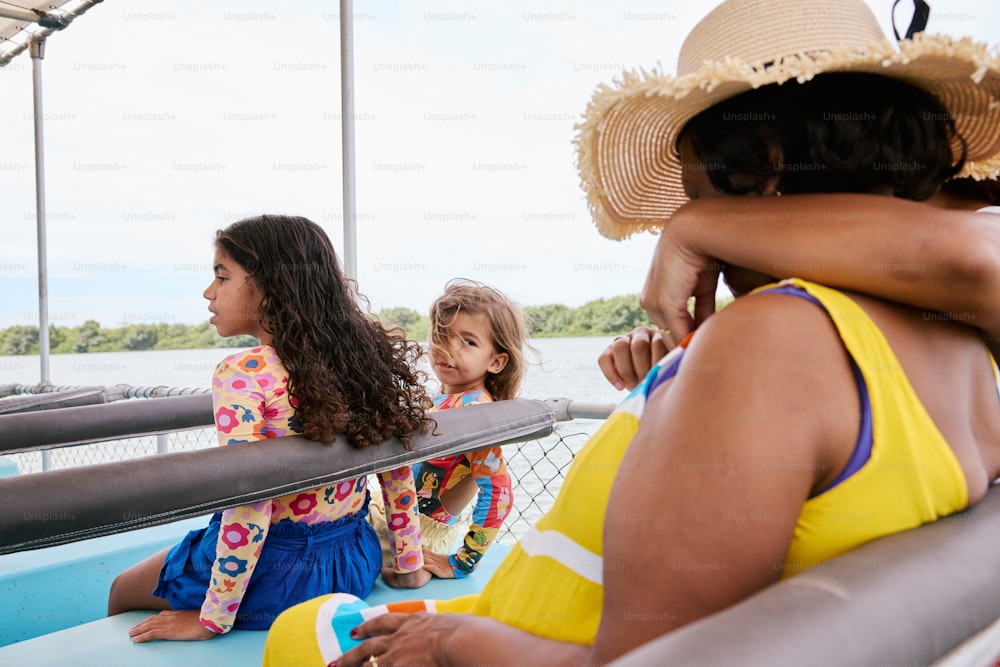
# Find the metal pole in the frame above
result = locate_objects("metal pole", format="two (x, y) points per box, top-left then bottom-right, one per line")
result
(339, 0), (358, 279)
(30, 36), (52, 473)
(0, 7), (44, 22)
(30, 36), (50, 385)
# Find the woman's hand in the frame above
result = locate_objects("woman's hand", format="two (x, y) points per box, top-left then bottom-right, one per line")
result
(335, 612), (457, 667)
(421, 550), (456, 579)
(335, 612), (590, 667)
(598, 326), (671, 391)
(127, 609), (217, 643)
(640, 214), (722, 345)
(380, 566), (432, 589)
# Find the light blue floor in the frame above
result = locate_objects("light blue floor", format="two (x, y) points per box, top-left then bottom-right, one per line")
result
(0, 516), (209, 646)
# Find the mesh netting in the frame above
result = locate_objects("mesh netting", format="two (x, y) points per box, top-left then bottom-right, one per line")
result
(497, 424), (598, 544)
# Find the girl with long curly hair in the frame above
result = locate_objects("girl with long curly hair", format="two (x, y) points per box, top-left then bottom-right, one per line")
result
(107, 214), (434, 642)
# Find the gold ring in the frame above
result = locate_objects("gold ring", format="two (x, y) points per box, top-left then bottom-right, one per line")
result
(368, 656), (379, 667)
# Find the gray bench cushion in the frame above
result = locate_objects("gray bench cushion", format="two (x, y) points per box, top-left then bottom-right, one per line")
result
(0, 398), (555, 552)
(611, 487), (1000, 666)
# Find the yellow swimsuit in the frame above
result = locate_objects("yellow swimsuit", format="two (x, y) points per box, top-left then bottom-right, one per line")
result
(779, 279), (971, 573)
(458, 279), (976, 640)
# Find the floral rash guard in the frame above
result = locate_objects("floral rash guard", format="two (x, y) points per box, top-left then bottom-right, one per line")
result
(414, 390), (513, 577)
(202, 346), (423, 634)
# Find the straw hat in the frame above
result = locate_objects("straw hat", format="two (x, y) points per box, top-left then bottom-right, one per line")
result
(576, 0), (1000, 240)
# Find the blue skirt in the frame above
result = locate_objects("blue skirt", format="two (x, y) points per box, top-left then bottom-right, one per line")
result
(152, 509), (382, 631)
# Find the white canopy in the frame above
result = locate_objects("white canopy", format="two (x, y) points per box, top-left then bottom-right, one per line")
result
(0, 0), (103, 66)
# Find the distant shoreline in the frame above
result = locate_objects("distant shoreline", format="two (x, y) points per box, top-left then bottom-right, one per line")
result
(0, 331), (620, 356)
(0, 293), (688, 356)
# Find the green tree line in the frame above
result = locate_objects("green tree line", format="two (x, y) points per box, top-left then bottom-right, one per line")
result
(0, 321), (259, 356)
(0, 294), (732, 355)
(380, 294), (731, 339)
(350, 294), (664, 341)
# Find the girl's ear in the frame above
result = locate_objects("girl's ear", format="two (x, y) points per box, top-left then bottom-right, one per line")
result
(488, 352), (509, 375)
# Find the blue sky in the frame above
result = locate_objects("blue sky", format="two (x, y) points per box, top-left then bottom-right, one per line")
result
(1, 0), (997, 329)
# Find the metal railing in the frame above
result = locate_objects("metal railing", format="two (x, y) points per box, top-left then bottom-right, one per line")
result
(0, 386), (613, 546)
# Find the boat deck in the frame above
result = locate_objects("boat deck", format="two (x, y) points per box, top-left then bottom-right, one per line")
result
(0, 515), (508, 665)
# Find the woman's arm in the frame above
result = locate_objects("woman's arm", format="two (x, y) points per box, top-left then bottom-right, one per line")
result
(591, 293), (855, 662)
(642, 194), (1000, 343)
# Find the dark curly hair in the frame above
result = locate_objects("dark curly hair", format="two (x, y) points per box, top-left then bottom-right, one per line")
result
(679, 72), (966, 200)
(215, 215), (434, 448)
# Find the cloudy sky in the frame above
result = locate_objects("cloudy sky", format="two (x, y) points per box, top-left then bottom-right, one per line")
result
(1, 0), (996, 330)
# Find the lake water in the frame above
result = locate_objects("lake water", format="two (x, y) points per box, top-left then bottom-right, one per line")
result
(0, 336), (626, 406)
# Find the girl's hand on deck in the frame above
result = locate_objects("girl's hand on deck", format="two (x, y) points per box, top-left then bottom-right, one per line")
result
(421, 550), (456, 578)
(128, 609), (217, 642)
(381, 566), (432, 589)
